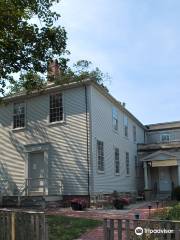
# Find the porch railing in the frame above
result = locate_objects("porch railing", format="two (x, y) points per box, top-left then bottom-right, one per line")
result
(104, 218), (180, 240)
(0, 178), (63, 197)
(25, 177), (63, 196)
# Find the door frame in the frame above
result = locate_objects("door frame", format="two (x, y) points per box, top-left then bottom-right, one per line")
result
(24, 143), (49, 195)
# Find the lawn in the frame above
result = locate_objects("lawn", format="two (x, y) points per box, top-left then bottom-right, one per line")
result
(47, 215), (102, 240)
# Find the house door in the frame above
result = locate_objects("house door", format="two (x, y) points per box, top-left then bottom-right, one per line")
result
(159, 167), (172, 192)
(28, 152), (45, 194)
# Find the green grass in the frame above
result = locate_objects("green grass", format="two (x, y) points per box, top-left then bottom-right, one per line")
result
(47, 215), (102, 240)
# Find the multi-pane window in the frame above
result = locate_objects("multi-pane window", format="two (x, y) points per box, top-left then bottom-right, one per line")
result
(50, 93), (63, 123)
(97, 140), (104, 172)
(133, 125), (136, 142)
(124, 115), (128, 137)
(114, 148), (120, 174)
(161, 133), (170, 143)
(13, 102), (25, 129)
(112, 108), (118, 131)
(126, 152), (130, 175)
(135, 155), (138, 177)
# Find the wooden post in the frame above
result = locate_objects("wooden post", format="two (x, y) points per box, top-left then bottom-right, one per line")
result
(109, 219), (114, 240)
(175, 223), (180, 240)
(166, 222), (171, 240)
(104, 219), (108, 240)
(11, 212), (15, 240)
(117, 220), (122, 240)
(45, 217), (49, 240)
(125, 220), (130, 240)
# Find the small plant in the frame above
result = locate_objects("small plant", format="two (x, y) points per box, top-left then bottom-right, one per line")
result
(113, 199), (124, 209)
(173, 186), (180, 201)
(70, 198), (87, 211)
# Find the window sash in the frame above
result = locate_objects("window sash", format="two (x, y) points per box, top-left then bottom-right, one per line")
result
(115, 148), (120, 174)
(49, 93), (63, 123)
(97, 140), (104, 172)
(161, 134), (170, 142)
(133, 126), (136, 142)
(112, 108), (118, 130)
(13, 103), (25, 129)
(124, 116), (128, 137)
(126, 152), (130, 175)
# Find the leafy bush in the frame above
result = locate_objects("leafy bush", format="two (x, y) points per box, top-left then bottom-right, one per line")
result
(173, 186), (180, 201)
(167, 203), (180, 220)
(70, 198), (87, 211)
(113, 199), (124, 209)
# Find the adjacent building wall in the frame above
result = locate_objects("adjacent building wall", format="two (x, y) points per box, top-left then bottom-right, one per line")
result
(90, 85), (145, 194)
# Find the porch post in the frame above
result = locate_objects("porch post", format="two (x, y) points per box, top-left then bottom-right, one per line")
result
(178, 164), (180, 186)
(144, 162), (148, 189)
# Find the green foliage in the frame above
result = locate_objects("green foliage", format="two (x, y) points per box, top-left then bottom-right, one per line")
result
(7, 59), (110, 94)
(48, 215), (101, 240)
(55, 60), (110, 91)
(0, 0), (68, 94)
(153, 203), (180, 220)
(173, 186), (180, 201)
(9, 71), (46, 94)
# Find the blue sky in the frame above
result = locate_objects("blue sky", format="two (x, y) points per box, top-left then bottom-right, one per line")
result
(53, 0), (180, 124)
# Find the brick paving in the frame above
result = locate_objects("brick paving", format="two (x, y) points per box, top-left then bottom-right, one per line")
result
(46, 201), (159, 240)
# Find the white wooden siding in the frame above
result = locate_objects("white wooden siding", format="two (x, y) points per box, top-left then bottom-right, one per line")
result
(0, 86), (90, 196)
(90, 86), (145, 194)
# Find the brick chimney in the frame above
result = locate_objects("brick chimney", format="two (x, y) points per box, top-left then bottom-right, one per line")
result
(47, 59), (61, 82)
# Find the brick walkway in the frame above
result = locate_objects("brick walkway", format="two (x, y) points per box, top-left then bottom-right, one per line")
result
(46, 201), (159, 240)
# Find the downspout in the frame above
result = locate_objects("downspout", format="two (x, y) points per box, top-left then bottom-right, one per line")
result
(84, 85), (90, 203)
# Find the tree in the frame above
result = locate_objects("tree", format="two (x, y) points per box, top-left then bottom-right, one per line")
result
(8, 60), (110, 94)
(0, 0), (68, 94)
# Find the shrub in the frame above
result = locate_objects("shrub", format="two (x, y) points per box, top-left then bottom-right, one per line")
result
(113, 199), (124, 209)
(173, 186), (180, 201)
(70, 198), (87, 211)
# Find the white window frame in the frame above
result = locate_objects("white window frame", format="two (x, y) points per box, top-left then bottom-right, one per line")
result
(114, 147), (120, 175)
(49, 93), (64, 123)
(133, 125), (136, 142)
(97, 140), (104, 173)
(124, 115), (128, 137)
(125, 152), (130, 176)
(135, 155), (138, 177)
(160, 133), (171, 143)
(13, 102), (26, 129)
(112, 107), (118, 131)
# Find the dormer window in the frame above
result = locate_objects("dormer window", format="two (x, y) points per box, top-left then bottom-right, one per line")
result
(49, 93), (63, 123)
(13, 102), (25, 129)
(161, 133), (170, 143)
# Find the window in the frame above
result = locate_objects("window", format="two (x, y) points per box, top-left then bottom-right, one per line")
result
(114, 148), (120, 174)
(97, 140), (104, 172)
(124, 115), (128, 137)
(13, 102), (25, 129)
(50, 93), (63, 123)
(133, 125), (136, 142)
(135, 155), (138, 177)
(160, 134), (170, 143)
(112, 107), (118, 131)
(126, 152), (130, 175)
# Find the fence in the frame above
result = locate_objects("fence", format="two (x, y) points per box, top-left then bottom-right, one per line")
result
(104, 218), (180, 240)
(0, 210), (48, 240)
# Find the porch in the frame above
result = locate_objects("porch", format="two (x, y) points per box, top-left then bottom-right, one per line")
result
(141, 150), (180, 200)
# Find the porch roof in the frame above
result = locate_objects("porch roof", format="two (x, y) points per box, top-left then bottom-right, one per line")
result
(141, 150), (178, 167)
